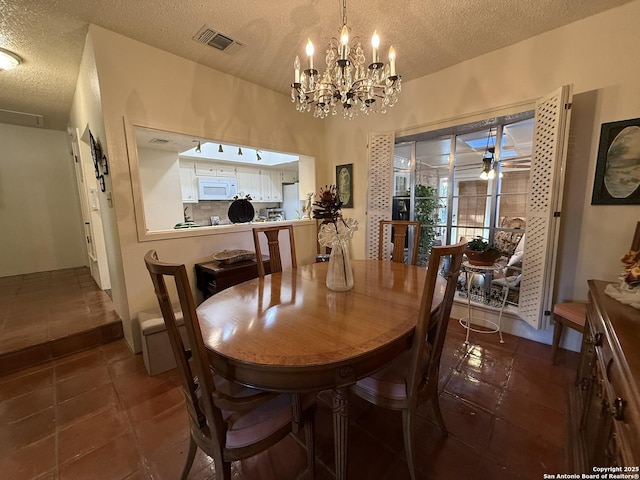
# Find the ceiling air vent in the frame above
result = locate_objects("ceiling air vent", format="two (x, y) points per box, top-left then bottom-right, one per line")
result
(193, 25), (245, 55)
(149, 138), (170, 145)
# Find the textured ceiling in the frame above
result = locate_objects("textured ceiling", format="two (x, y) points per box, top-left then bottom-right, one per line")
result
(0, 0), (633, 131)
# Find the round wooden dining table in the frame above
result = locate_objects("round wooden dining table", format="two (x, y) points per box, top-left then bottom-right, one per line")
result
(196, 259), (445, 480)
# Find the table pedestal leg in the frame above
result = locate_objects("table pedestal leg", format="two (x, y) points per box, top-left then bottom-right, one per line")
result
(333, 386), (349, 480)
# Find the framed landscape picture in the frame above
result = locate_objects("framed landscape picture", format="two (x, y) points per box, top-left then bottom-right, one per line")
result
(591, 117), (640, 205)
(336, 164), (353, 208)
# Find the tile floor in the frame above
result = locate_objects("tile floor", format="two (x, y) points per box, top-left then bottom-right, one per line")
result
(0, 319), (580, 480)
(0, 268), (122, 375)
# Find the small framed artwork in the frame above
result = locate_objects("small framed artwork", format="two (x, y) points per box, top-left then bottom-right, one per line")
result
(336, 163), (353, 208)
(591, 117), (640, 205)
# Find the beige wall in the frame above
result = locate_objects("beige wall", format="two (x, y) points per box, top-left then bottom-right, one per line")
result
(0, 123), (86, 276)
(69, 30), (126, 337)
(138, 148), (183, 230)
(321, 0), (640, 306)
(81, 26), (324, 351)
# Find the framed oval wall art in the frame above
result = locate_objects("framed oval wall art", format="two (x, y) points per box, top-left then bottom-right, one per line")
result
(591, 117), (640, 205)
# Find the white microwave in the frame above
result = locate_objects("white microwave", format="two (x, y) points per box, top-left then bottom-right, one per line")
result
(197, 177), (238, 200)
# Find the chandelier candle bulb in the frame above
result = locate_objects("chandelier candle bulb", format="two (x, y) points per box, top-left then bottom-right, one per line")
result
(340, 25), (350, 60)
(389, 46), (397, 77)
(371, 31), (381, 67)
(306, 39), (314, 72)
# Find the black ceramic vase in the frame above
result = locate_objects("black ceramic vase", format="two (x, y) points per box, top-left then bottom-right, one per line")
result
(228, 195), (255, 223)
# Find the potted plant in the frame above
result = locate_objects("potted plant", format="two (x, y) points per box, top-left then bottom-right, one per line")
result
(414, 184), (443, 262)
(465, 236), (502, 266)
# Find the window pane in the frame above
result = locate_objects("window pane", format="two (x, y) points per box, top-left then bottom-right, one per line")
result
(453, 128), (493, 243)
(496, 118), (533, 227)
(412, 136), (450, 260)
(398, 113), (534, 308)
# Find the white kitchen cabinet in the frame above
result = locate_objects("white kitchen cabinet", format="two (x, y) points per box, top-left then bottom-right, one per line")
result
(270, 170), (282, 201)
(259, 169), (282, 202)
(215, 163), (236, 177)
(282, 170), (298, 184)
(259, 170), (272, 201)
(179, 161), (198, 203)
(195, 162), (236, 177)
(195, 162), (217, 176)
(235, 166), (282, 202)
(237, 166), (262, 200)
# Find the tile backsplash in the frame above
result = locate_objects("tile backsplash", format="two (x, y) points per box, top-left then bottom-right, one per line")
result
(184, 201), (279, 226)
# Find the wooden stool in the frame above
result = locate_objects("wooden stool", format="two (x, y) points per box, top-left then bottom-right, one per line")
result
(551, 302), (587, 364)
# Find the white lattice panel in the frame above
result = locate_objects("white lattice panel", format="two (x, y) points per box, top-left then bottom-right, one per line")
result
(518, 85), (572, 330)
(366, 133), (394, 259)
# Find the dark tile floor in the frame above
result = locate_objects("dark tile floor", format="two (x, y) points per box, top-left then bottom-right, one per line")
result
(0, 268), (122, 375)
(0, 317), (580, 480)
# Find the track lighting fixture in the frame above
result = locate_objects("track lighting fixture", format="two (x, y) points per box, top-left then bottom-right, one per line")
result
(238, 147), (243, 156)
(256, 151), (262, 161)
(218, 144), (223, 153)
(193, 140), (202, 153)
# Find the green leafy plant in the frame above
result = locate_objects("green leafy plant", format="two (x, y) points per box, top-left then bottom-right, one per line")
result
(414, 184), (442, 258)
(466, 236), (501, 254)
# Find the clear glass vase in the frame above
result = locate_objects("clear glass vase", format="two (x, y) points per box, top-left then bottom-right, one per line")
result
(326, 239), (354, 291)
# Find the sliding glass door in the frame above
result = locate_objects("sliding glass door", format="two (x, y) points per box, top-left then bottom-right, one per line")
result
(394, 115), (534, 307)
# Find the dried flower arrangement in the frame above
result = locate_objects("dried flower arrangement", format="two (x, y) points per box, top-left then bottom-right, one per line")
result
(312, 185), (343, 225)
(312, 184), (358, 248)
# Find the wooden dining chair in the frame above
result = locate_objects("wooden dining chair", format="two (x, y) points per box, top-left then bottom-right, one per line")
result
(378, 220), (421, 265)
(351, 239), (466, 480)
(252, 224), (297, 276)
(144, 250), (315, 480)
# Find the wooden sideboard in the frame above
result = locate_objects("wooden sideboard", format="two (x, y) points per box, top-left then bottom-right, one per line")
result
(568, 279), (640, 471)
(195, 257), (270, 299)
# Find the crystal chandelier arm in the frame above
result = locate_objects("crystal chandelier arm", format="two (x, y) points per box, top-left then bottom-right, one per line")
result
(305, 39), (316, 73)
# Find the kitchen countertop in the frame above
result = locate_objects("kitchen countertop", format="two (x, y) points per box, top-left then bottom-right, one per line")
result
(145, 218), (314, 241)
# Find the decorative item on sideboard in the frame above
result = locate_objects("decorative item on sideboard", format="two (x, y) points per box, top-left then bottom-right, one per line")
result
(604, 221), (640, 309)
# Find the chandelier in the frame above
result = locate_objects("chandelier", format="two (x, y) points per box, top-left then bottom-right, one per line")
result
(291, 0), (401, 119)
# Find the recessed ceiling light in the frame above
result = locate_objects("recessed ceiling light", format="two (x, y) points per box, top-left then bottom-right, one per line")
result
(0, 48), (22, 71)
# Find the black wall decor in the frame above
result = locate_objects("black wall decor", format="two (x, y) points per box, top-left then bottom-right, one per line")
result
(89, 130), (109, 192)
